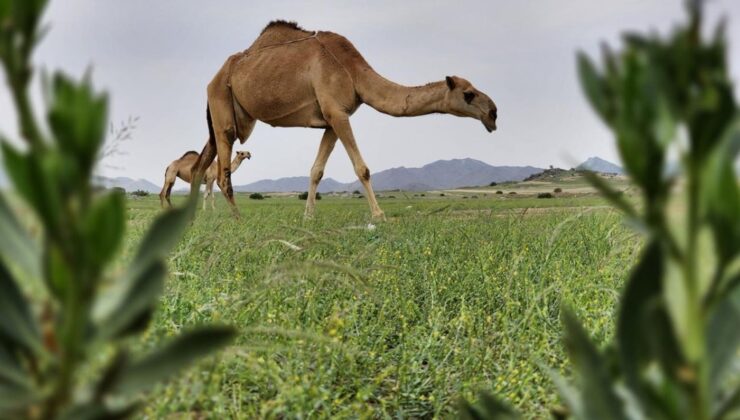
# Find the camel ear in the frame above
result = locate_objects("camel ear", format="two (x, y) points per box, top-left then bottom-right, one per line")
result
(445, 76), (456, 90)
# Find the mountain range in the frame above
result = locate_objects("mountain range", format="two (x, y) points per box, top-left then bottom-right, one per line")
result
(92, 176), (161, 193)
(233, 158), (543, 193)
(0, 157), (625, 193)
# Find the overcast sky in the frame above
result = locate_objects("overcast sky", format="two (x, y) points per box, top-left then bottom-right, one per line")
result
(1, 0), (739, 186)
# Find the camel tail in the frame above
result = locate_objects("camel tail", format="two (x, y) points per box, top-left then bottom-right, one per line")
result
(206, 103), (216, 146)
(192, 104), (218, 187)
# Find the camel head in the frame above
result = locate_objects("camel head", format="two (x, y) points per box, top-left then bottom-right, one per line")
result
(444, 76), (497, 133)
(236, 150), (252, 162)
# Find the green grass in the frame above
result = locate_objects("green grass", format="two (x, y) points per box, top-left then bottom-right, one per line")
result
(122, 191), (640, 418)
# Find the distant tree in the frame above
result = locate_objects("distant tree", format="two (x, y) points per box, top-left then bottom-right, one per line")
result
(554, 188), (563, 193)
(249, 193), (264, 200)
(496, 191), (503, 195)
(298, 191), (321, 200)
(538, 192), (554, 199)
(131, 189), (149, 197)
(508, 191), (517, 195)
(352, 190), (361, 195)
(489, 181), (497, 186)
(112, 186), (126, 195)
(440, 193), (445, 197)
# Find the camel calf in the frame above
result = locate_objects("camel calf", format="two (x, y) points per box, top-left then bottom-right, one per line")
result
(160, 150), (251, 209)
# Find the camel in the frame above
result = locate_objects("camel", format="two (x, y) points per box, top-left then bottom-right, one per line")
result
(160, 149), (251, 209)
(193, 20), (497, 219)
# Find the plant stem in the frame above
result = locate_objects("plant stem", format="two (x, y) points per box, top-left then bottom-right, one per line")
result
(685, 157), (709, 420)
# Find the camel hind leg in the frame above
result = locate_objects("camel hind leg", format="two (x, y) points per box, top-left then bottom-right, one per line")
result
(160, 164), (177, 208)
(207, 77), (256, 218)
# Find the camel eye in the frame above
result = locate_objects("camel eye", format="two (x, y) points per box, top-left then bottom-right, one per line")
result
(463, 91), (476, 104)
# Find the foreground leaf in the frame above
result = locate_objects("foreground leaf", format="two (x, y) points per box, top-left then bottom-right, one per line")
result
(459, 392), (520, 420)
(0, 262), (41, 354)
(0, 192), (40, 281)
(562, 310), (628, 420)
(96, 261), (166, 340)
(112, 326), (236, 396)
(617, 241), (663, 404)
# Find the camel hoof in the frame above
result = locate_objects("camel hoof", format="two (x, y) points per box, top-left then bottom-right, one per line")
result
(371, 212), (386, 222)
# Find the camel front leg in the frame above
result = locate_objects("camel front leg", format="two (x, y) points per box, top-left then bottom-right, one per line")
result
(202, 181), (211, 211)
(305, 128), (338, 219)
(327, 116), (384, 220)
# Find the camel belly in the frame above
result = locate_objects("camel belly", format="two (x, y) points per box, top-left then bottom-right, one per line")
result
(264, 101), (328, 128)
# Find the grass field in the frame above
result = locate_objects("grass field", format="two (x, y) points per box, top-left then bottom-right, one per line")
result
(121, 183), (640, 418)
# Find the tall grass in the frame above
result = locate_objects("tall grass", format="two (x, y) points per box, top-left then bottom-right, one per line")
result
(126, 195), (638, 418)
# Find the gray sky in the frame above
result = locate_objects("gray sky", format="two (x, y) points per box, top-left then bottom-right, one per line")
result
(2, 0), (740, 185)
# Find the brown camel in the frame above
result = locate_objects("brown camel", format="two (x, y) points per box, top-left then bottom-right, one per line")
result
(160, 150), (251, 209)
(193, 20), (497, 219)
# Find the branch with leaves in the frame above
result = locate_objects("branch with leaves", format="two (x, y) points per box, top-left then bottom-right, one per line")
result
(0, 0), (234, 418)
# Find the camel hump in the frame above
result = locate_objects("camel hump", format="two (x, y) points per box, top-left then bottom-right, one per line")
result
(261, 20), (309, 35)
(251, 20), (315, 50)
(179, 150), (199, 160)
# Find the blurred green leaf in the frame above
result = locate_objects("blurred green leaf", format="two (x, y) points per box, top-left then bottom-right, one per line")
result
(707, 284), (740, 399)
(0, 382), (37, 415)
(617, 241), (663, 403)
(562, 310), (628, 420)
(577, 52), (613, 126)
(459, 392), (520, 420)
(0, 261), (41, 354)
(713, 385), (740, 420)
(59, 401), (138, 420)
(0, 344), (33, 394)
(582, 171), (638, 219)
(702, 118), (740, 268)
(663, 257), (702, 362)
(132, 205), (191, 268)
(84, 190), (125, 269)
(97, 260), (165, 340)
(112, 326), (236, 396)
(47, 72), (108, 177)
(0, 192), (40, 281)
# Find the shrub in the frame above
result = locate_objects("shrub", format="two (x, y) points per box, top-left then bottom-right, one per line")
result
(554, 187), (562, 193)
(537, 192), (554, 199)
(440, 193), (445, 197)
(298, 191), (321, 200)
(0, 2), (234, 417)
(508, 191), (517, 195)
(249, 192), (264, 200)
(131, 189), (149, 197)
(463, 2), (740, 418)
(489, 181), (497, 186)
(352, 190), (361, 195)
(496, 191), (503, 195)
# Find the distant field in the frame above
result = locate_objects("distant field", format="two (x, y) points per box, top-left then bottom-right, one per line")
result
(122, 179), (640, 418)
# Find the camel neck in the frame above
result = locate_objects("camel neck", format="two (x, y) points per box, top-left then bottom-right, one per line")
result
(231, 158), (243, 172)
(355, 68), (447, 117)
